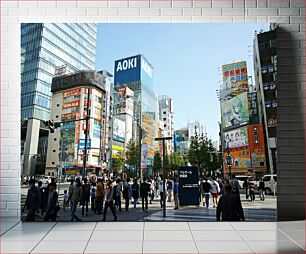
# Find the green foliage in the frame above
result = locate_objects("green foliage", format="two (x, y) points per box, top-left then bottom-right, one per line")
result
(187, 127), (221, 175)
(112, 152), (124, 176)
(153, 151), (162, 173)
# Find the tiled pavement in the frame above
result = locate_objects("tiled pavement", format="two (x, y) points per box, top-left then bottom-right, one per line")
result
(0, 218), (304, 253)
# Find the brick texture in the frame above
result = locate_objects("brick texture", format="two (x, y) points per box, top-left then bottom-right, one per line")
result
(0, 0), (305, 220)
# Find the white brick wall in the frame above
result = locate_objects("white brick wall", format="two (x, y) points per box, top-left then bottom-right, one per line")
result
(1, 0), (305, 219)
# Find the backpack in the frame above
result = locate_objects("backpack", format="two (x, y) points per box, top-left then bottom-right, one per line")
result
(123, 184), (129, 198)
(113, 185), (120, 198)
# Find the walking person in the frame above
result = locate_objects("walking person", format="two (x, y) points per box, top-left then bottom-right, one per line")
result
(68, 178), (82, 222)
(102, 180), (117, 221)
(96, 179), (104, 215)
(201, 177), (211, 208)
(91, 182), (97, 213)
(216, 185), (245, 221)
(63, 190), (68, 211)
(209, 177), (220, 208)
(37, 180), (47, 216)
(229, 175), (240, 196)
(243, 179), (249, 200)
(173, 178), (179, 210)
(123, 178), (131, 211)
(81, 178), (91, 216)
(149, 178), (155, 204)
(140, 178), (150, 212)
(68, 179), (74, 207)
(113, 179), (122, 212)
(258, 178), (265, 201)
(44, 182), (60, 222)
(249, 182), (256, 202)
(131, 178), (140, 208)
(23, 179), (41, 221)
(159, 178), (166, 208)
(167, 179), (173, 202)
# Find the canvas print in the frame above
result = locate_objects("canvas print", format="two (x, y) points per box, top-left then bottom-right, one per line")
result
(20, 23), (277, 222)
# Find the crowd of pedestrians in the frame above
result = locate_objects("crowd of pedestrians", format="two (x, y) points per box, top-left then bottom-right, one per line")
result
(22, 173), (268, 222)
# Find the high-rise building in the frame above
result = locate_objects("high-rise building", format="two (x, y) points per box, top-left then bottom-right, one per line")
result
(45, 70), (113, 178)
(174, 128), (189, 156)
(187, 121), (202, 138)
(253, 28), (277, 174)
(114, 54), (158, 177)
(21, 23), (97, 176)
(158, 95), (174, 154)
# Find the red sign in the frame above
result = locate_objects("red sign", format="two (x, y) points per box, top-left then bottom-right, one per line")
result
(267, 118), (277, 127)
(63, 88), (81, 97)
(63, 100), (80, 109)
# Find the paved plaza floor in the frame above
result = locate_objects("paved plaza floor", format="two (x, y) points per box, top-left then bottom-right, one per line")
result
(1, 218), (304, 253)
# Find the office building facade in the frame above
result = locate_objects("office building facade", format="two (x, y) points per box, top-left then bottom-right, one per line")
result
(253, 28), (277, 174)
(114, 55), (158, 176)
(159, 95), (174, 154)
(21, 23), (97, 176)
(46, 70), (113, 178)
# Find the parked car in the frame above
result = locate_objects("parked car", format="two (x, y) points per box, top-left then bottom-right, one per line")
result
(262, 174), (277, 195)
(235, 175), (258, 189)
(39, 175), (52, 184)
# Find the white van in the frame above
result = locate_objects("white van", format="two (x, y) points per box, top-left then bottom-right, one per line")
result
(39, 175), (52, 184)
(262, 174), (277, 195)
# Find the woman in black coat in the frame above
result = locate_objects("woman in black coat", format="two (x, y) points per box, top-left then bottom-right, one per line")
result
(44, 182), (59, 221)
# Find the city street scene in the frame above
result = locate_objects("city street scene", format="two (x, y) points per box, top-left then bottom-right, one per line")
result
(21, 23), (277, 222)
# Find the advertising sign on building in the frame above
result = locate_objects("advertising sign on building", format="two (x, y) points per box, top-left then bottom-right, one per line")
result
(78, 139), (91, 151)
(93, 124), (101, 138)
(251, 149), (266, 168)
(63, 88), (81, 98)
(224, 148), (251, 170)
(141, 143), (149, 168)
(113, 118), (125, 143)
(114, 55), (153, 88)
(114, 86), (134, 116)
(224, 126), (249, 149)
(222, 61), (249, 97)
(178, 166), (199, 206)
(62, 100), (80, 109)
(221, 92), (249, 130)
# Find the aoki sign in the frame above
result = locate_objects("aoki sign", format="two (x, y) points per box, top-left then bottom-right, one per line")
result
(116, 57), (137, 72)
(141, 58), (153, 78)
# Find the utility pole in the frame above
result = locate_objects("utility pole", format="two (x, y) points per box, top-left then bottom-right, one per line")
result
(138, 125), (142, 179)
(155, 136), (172, 218)
(83, 88), (91, 178)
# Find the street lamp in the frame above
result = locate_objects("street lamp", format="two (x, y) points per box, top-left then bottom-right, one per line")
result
(226, 147), (232, 179)
(155, 136), (172, 218)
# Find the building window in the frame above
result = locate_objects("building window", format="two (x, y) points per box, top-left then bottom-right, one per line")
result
(52, 162), (55, 165)
(57, 104), (60, 107)
(54, 138), (57, 141)
(53, 150), (56, 152)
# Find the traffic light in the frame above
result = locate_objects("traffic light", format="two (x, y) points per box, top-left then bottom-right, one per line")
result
(43, 120), (60, 133)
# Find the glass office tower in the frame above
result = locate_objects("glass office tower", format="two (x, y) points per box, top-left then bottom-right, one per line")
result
(21, 23), (97, 176)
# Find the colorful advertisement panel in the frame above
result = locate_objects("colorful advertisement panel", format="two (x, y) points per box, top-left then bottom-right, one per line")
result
(251, 149), (266, 168)
(62, 100), (80, 109)
(93, 124), (101, 138)
(248, 124), (265, 148)
(141, 143), (149, 169)
(63, 88), (81, 97)
(142, 114), (155, 158)
(114, 86), (134, 116)
(222, 61), (249, 96)
(224, 126), (248, 149)
(224, 148), (251, 170)
(78, 139), (91, 151)
(221, 92), (249, 130)
(113, 118), (125, 143)
(112, 145), (124, 159)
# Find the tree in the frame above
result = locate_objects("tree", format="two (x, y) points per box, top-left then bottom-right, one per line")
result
(125, 139), (140, 177)
(112, 152), (124, 176)
(153, 151), (162, 175)
(188, 127), (202, 171)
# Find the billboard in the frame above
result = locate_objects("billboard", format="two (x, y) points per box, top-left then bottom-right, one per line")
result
(222, 61), (249, 97)
(224, 148), (251, 170)
(224, 126), (248, 149)
(93, 124), (101, 138)
(251, 149), (266, 168)
(63, 88), (81, 97)
(141, 143), (149, 168)
(114, 86), (134, 116)
(179, 167), (199, 206)
(114, 55), (153, 88)
(221, 92), (249, 130)
(114, 55), (141, 85)
(78, 139), (91, 151)
(113, 118), (125, 143)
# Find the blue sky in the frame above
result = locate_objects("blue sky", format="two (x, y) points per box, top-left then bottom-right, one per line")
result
(95, 23), (269, 142)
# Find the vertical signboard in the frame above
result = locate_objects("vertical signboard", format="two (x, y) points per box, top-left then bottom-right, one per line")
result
(222, 61), (249, 97)
(178, 166), (199, 206)
(221, 92), (249, 130)
(141, 143), (149, 169)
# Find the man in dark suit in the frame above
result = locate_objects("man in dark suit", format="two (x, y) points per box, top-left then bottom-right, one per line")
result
(216, 184), (245, 221)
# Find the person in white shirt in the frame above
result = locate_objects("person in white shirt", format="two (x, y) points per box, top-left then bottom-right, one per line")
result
(209, 176), (220, 208)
